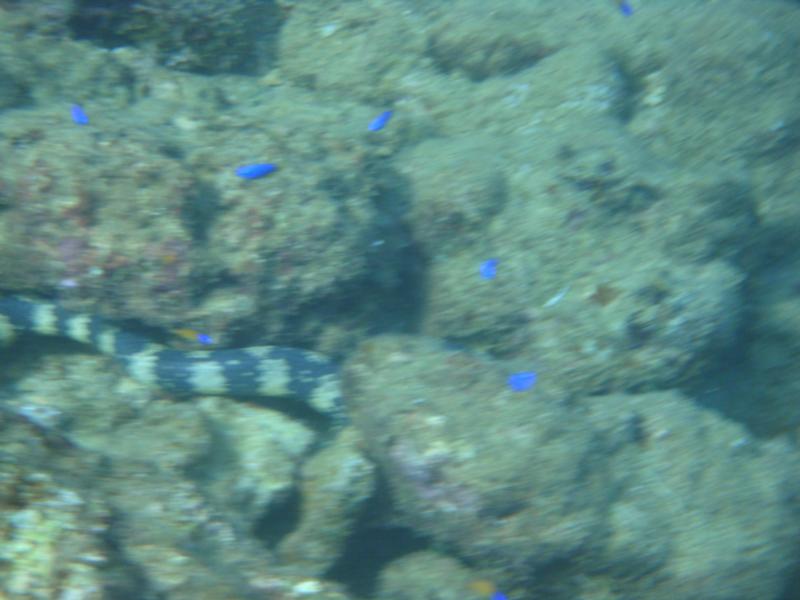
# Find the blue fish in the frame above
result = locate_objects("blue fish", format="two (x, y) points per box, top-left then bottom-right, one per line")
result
(618, 1), (633, 16)
(490, 593), (509, 600)
(235, 163), (278, 179)
(479, 258), (498, 280)
(507, 371), (537, 392)
(71, 104), (89, 125)
(174, 328), (214, 346)
(196, 333), (214, 345)
(368, 110), (393, 132)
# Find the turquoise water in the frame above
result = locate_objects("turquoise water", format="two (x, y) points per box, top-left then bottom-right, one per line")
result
(0, 1), (798, 598)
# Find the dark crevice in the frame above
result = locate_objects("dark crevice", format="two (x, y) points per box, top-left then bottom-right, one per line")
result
(325, 474), (429, 597)
(253, 487), (301, 549)
(326, 524), (428, 597)
(610, 57), (644, 125)
(68, 0), (138, 49)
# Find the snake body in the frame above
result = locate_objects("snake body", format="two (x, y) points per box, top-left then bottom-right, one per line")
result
(0, 297), (342, 417)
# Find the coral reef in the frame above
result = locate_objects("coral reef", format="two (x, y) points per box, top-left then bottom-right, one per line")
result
(1, 0), (800, 597)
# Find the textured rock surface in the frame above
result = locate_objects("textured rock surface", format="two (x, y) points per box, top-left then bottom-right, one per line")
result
(345, 335), (800, 598)
(377, 551), (485, 600)
(278, 427), (376, 575)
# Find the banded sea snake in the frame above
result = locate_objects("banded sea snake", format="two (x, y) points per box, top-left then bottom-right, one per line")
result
(0, 296), (343, 417)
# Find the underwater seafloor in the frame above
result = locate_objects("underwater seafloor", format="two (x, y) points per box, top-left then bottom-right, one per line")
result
(0, 0), (799, 599)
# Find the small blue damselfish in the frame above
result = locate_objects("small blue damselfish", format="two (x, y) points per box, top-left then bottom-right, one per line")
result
(71, 104), (89, 125)
(235, 163), (278, 179)
(618, 0), (633, 16)
(196, 333), (214, 345)
(479, 258), (498, 280)
(507, 371), (537, 392)
(368, 110), (393, 132)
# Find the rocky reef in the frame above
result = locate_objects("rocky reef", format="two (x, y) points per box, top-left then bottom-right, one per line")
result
(1, 0), (800, 598)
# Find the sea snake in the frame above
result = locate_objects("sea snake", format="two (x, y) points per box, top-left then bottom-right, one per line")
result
(0, 296), (343, 417)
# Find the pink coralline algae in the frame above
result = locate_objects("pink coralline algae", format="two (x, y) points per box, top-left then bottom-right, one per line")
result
(388, 438), (480, 515)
